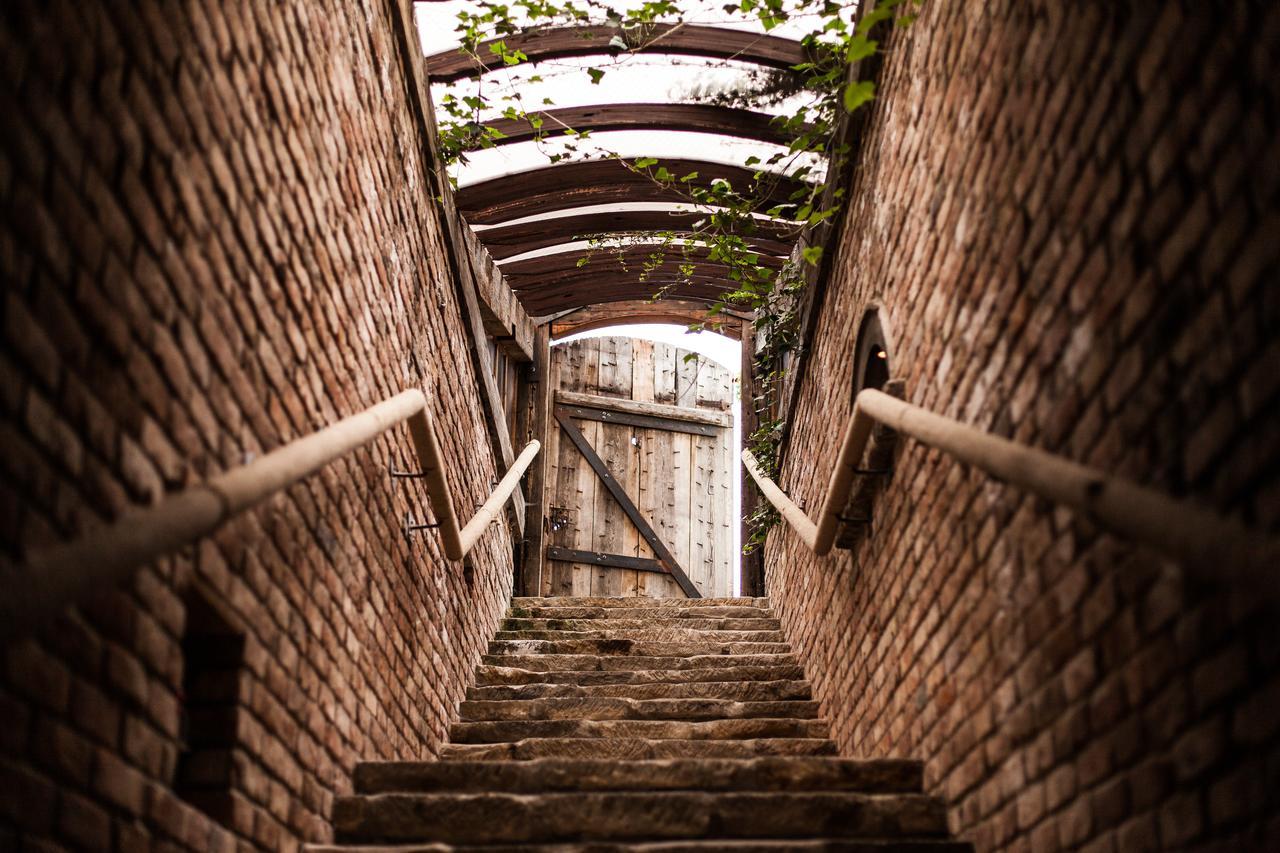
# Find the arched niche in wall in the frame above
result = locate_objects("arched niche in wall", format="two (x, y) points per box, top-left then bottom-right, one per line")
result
(837, 305), (899, 552)
(851, 304), (892, 407)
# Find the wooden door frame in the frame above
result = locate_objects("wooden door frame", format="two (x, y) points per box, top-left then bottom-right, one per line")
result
(519, 327), (552, 596)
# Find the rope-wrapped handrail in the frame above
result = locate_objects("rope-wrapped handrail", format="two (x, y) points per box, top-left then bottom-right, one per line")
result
(743, 388), (1279, 596)
(1, 389), (539, 638)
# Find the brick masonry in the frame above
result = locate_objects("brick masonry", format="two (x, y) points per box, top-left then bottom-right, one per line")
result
(767, 2), (1280, 851)
(0, 0), (516, 850)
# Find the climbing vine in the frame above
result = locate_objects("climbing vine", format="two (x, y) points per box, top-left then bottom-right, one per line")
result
(432, 0), (919, 546)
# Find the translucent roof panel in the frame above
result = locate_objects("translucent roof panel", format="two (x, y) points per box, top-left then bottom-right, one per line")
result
(452, 130), (822, 187)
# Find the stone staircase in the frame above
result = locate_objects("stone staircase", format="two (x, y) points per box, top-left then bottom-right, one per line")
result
(315, 597), (972, 851)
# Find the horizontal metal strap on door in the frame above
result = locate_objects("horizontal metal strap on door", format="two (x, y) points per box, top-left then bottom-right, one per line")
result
(545, 546), (668, 575)
(555, 404), (719, 437)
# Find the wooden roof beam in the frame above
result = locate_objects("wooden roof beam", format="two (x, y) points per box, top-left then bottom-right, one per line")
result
(425, 23), (807, 83)
(483, 103), (810, 147)
(520, 284), (731, 314)
(502, 243), (784, 288)
(478, 209), (798, 260)
(549, 300), (749, 339)
(456, 158), (810, 226)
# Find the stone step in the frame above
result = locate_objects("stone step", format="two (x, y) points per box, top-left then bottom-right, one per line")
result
(309, 842), (974, 852)
(466, 679), (812, 702)
(449, 718), (830, 744)
(352, 757), (924, 795)
(440, 737), (839, 761)
(479, 654), (798, 673)
(332, 791), (948, 845)
(487, 640), (793, 657)
(459, 697), (820, 723)
(511, 597), (770, 608)
(508, 606), (774, 620)
(474, 664), (806, 687)
(494, 628), (787, 643)
(502, 617), (783, 632)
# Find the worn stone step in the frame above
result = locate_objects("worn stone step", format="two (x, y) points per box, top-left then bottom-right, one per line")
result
(310, 841), (973, 852)
(487, 639), (793, 657)
(333, 791), (948, 845)
(353, 757), (924, 795)
(480, 654), (798, 673)
(511, 597), (770, 608)
(494, 628), (786, 643)
(508, 606), (774, 621)
(440, 737), (839, 761)
(466, 679), (812, 702)
(502, 617), (782, 632)
(474, 664), (806, 687)
(459, 697), (819, 723)
(449, 718), (829, 744)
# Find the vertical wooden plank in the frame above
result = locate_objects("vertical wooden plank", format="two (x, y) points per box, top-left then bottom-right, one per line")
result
(654, 342), (677, 405)
(739, 318), (763, 596)
(702, 363), (734, 597)
(520, 326), (552, 596)
(572, 340), (603, 596)
(667, 433), (694, 600)
(645, 342), (678, 598)
(594, 419), (629, 596)
(631, 339), (655, 404)
(627, 339), (655, 598)
(541, 400), (560, 597)
(617, 339), (640, 596)
(691, 431), (716, 598)
(596, 337), (631, 399)
(673, 347), (699, 599)
(720, 370), (736, 596)
(675, 346), (700, 408)
(549, 342), (579, 597)
(596, 337), (632, 596)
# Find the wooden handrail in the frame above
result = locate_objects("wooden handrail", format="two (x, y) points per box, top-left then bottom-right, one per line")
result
(1, 389), (540, 637)
(743, 388), (1279, 592)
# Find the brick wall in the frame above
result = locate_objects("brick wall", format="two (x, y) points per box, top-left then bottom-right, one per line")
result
(0, 0), (516, 849)
(767, 2), (1280, 851)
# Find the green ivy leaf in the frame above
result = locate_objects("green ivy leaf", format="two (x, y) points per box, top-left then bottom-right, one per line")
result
(846, 35), (877, 63)
(587, 67), (606, 84)
(843, 80), (876, 112)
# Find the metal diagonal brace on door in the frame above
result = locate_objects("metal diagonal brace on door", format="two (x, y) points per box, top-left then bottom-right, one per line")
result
(553, 407), (701, 599)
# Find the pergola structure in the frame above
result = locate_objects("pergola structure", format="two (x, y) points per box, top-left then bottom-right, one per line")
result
(425, 22), (814, 331)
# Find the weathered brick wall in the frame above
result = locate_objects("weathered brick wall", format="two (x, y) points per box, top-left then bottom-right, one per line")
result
(768, 2), (1279, 850)
(0, 1), (515, 849)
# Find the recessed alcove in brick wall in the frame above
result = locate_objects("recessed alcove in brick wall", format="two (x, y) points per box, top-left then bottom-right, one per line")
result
(766, 2), (1279, 850)
(0, 0), (516, 849)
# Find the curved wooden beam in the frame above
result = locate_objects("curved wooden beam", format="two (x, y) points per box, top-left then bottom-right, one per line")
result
(456, 159), (808, 226)
(550, 300), (748, 339)
(502, 244), (784, 288)
(484, 103), (808, 147)
(521, 283), (731, 315)
(426, 24), (807, 83)
(479, 210), (797, 260)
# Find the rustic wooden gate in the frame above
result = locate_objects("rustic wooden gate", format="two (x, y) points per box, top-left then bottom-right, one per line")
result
(541, 336), (735, 599)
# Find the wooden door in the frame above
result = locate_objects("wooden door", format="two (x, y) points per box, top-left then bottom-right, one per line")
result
(542, 336), (735, 599)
